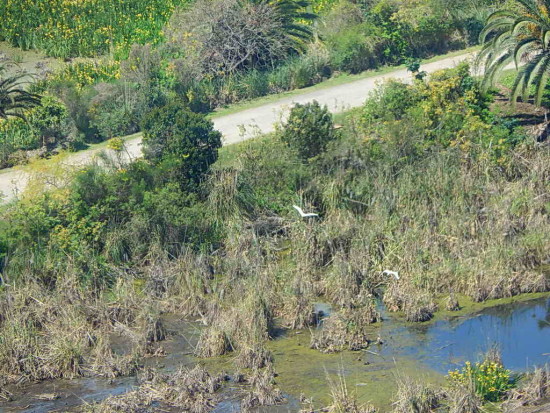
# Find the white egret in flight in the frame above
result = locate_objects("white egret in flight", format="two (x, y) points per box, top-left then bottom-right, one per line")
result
(382, 270), (399, 280)
(293, 205), (319, 218)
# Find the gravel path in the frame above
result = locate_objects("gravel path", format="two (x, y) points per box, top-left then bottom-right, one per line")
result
(0, 51), (476, 203)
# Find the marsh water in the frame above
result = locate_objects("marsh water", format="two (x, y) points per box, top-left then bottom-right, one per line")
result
(2, 296), (549, 412)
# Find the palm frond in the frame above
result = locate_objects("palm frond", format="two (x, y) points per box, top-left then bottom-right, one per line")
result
(479, 0), (550, 106)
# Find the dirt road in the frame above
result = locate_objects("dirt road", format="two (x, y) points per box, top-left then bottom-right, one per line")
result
(0, 51), (477, 203)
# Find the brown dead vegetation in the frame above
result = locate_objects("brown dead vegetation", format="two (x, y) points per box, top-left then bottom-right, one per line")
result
(84, 365), (224, 412)
(310, 304), (379, 353)
(505, 365), (550, 411)
(241, 366), (285, 411)
(392, 377), (443, 413)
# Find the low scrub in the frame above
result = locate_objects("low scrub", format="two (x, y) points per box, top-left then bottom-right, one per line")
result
(448, 360), (513, 402)
(392, 377), (443, 413)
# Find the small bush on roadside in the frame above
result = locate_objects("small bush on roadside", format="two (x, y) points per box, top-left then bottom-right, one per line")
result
(362, 80), (420, 125)
(281, 101), (338, 161)
(141, 102), (222, 188)
(0, 95), (70, 167)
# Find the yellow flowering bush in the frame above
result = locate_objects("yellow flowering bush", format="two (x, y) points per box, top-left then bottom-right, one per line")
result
(448, 360), (513, 402)
(107, 138), (125, 152)
(360, 63), (524, 165)
(44, 61), (121, 90)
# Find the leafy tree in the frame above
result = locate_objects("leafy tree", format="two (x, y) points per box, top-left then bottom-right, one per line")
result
(0, 63), (41, 120)
(141, 102), (222, 188)
(478, 0), (550, 105)
(281, 100), (337, 160)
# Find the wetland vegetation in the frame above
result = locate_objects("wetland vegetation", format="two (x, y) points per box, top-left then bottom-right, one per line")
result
(0, 0), (550, 412)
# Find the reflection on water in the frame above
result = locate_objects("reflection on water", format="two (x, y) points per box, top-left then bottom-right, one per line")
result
(380, 297), (550, 373)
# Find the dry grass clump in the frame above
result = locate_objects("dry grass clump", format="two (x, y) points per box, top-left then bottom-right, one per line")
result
(100, 278), (144, 326)
(324, 257), (369, 309)
(164, 251), (221, 318)
(384, 284), (437, 322)
(137, 310), (167, 355)
(383, 282), (407, 313)
(142, 365), (223, 410)
(469, 271), (550, 303)
(84, 365), (223, 413)
(325, 372), (376, 413)
(446, 294), (460, 311)
(392, 377), (443, 413)
(241, 367), (285, 411)
(195, 327), (233, 358)
(446, 383), (482, 413)
(0, 278), (147, 383)
(404, 294), (438, 323)
(310, 304), (379, 353)
(281, 293), (318, 329)
(234, 344), (273, 369)
(505, 365), (550, 410)
(83, 390), (153, 413)
(0, 380), (13, 402)
(86, 337), (140, 379)
(195, 293), (274, 358)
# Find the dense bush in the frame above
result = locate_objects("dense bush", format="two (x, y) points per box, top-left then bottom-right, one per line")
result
(0, 95), (69, 167)
(328, 27), (378, 74)
(88, 83), (141, 140)
(0, 107), (223, 285)
(448, 361), (513, 402)
(142, 102), (222, 188)
(281, 100), (338, 160)
(359, 63), (524, 164)
(362, 80), (421, 124)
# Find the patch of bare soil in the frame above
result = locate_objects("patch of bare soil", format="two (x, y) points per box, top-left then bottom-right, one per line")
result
(492, 88), (549, 143)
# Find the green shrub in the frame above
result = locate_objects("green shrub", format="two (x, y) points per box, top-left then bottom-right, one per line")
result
(88, 82), (140, 140)
(288, 51), (331, 90)
(362, 80), (420, 125)
(0, 95), (70, 167)
(448, 360), (513, 402)
(281, 101), (337, 161)
(141, 102), (222, 188)
(366, 1), (411, 63)
(268, 64), (294, 93)
(238, 70), (270, 100)
(329, 28), (378, 74)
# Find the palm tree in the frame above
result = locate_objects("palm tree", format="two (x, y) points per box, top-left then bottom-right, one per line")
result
(0, 63), (41, 120)
(477, 0), (550, 106)
(265, 0), (317, 53)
